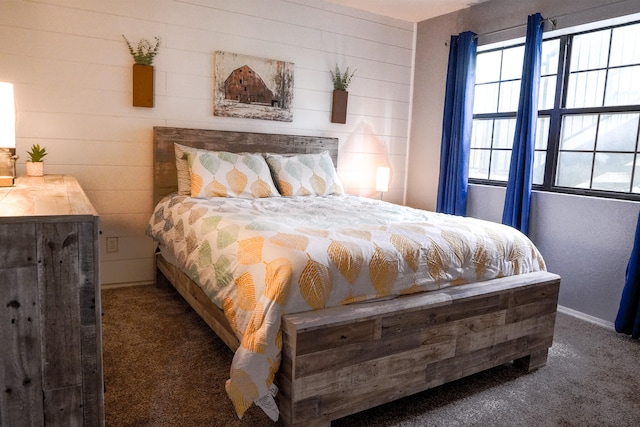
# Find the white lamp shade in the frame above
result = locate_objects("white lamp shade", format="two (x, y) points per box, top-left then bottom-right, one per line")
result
(375, 166), (390, 192)
(0, 82), (16, 149)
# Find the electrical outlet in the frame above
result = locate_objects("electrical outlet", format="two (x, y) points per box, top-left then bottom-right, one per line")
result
(106, 237), (118, 253)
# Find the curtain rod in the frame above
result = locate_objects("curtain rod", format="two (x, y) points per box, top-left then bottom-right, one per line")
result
(478, 17), (556, 38)
(444, 0), (635, 46)
(444, 17), (555, 46)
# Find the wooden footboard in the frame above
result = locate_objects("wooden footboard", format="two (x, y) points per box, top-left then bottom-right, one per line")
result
(277, 270), (560, 426)
(156, 253), (560, 427)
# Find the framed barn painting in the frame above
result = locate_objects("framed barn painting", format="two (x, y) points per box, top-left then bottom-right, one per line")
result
(214, 51), (294, 122)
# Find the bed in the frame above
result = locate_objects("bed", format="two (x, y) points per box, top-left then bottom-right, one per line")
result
(148, 126), (561, 426)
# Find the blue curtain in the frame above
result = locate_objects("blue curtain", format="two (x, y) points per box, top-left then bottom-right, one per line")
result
(615, 211), (640, 338)
(502, 13), (544, 234)
(437, 31), (477, 216)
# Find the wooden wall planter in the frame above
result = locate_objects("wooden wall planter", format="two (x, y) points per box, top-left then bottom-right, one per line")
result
(331, 89), (348, 124)
(133, 64), (154, 108)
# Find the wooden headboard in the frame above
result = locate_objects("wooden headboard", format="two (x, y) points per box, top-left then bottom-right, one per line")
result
(153, 126), (340, 205)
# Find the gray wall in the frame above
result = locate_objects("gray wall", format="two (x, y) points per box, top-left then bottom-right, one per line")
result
(408, 0), (640, 323)
(467, 185), (638, 323)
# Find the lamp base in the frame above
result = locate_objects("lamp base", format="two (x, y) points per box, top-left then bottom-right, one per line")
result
(0, 148), (16, 186)
(0, 175), (14, 187)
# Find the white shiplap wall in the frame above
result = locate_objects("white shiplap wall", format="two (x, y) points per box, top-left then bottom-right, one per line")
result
(0, 0), (414, 285)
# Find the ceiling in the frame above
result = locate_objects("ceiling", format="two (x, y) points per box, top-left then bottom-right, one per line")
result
(325, 0), (489, 23)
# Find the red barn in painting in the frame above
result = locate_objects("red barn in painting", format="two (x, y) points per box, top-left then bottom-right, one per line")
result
(224, 65), (275, 105)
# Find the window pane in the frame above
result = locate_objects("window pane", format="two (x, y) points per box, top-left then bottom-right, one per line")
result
(538, 75), (556, 110)
(570, 29), (610, 72)
(471, 120), (493, 149)
(604, 65), (640, 106)
(472, 21), (640, 196)
(498, 80), (521, 112)
(536, 117), (550, 150)
(476, 50), (502, 84)
(473, 83), (499, 114)
(489, 149), (511, 181)
(469, 149), (490, 179)
(592, 153), (634, 192)
(541, 39), (560, 75)
(533, 151), (546, 185)
(501, 45), (524, 80)
(597, 113), (640, 151)
(610, 23), (640, 67)
(566, 70), (606, 108)
(493, 118), (516, 148)
(533, 118), (549, 186)
(556, 152), (593, 188)
(560, 115), (598, 151)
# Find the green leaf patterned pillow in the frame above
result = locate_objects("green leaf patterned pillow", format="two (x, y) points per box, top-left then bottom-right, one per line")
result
(265, 152), (344, 196)
(187, 150), (280, 199)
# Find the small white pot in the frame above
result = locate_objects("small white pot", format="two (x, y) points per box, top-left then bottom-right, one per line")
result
(26, 161), (44, 177)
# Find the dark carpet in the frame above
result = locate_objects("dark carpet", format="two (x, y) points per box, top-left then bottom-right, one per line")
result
(101, 284), (640, 427)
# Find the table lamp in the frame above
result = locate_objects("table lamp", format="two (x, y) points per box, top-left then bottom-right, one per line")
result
(0, 82), (16, 187)
(375, 166), (390, 200)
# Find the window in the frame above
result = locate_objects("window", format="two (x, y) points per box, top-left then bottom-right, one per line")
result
(470, 20), (640, 199)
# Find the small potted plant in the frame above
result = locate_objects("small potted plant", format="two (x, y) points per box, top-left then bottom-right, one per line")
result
(123, 35), (160, 108)
(26, 143), (47, 177)
(330, 65), (356, 124)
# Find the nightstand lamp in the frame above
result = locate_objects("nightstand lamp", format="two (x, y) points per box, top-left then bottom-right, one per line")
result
(376, 166), (390, 200)
(0, 82), (17, 187)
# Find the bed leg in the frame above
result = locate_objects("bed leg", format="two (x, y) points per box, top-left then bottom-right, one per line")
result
(156, 267), (170, 289)
(514, 349), (549, 372)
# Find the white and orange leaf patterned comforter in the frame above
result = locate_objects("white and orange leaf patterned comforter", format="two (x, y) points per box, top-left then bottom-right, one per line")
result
(146, 194), (546, 420)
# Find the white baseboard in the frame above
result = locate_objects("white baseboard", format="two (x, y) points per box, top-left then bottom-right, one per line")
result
(100, 280), (154, 290)
(557, 305), (615, 331)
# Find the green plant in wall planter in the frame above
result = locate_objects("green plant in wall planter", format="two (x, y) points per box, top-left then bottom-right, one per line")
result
(123, 35), (161, 65)
(26, 143), (47, 177)
(123, 35), (161, 108)
(330, 65), (356, 124)
(330, 65), (356, 91)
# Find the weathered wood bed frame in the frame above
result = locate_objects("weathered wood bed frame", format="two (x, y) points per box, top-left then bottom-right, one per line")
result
(152, 126), (561, 426)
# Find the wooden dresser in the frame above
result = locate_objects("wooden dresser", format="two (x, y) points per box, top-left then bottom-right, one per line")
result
(0, 175), (104, 427)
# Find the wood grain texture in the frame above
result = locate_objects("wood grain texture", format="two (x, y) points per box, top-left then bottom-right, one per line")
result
(153, 126), (339, 206)
(43, 385), (84, 427)
(0, 266), (43, 427)
(0, 175), (103, 427)
(39, 222), (83, 390)
(278, 272), (559, 426)
(0, 175), (98, 218)
(151, 127), (561, 427)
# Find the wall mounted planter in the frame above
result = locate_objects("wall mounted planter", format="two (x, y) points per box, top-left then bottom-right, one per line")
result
(331, 89), (348, 124)
(133, 64), (154, 107)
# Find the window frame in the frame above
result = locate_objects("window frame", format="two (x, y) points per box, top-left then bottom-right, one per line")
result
(469, 20), (640, 202)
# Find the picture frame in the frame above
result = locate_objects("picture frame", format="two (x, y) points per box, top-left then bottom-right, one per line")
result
(214, 51), (294, 122)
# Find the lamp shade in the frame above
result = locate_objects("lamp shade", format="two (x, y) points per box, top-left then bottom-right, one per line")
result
(375, 166), (390, 192)
(0, 82), (16, 149)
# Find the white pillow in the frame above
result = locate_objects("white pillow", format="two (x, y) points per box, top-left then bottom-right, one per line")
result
(188, 150), (280, 199)
(265, 151), (344, 196)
